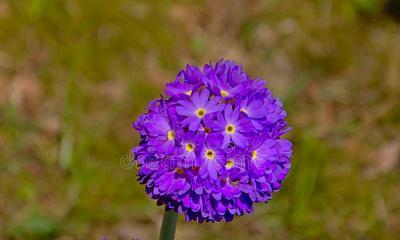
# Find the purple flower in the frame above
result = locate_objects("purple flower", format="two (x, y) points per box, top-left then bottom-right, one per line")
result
(204, 67), (248, 98)
(144, 113), (177, 154)
(198, 133), (225, 181)
(248, 136), (277, 176)
(176, 89), (224, 131)
(214, 104), (253, 148)
(165, 70), (198, 98)
(176, 132), (202, 168)
(132, 59), (292, 222)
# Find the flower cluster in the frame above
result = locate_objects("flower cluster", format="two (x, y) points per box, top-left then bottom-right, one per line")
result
(133, 59), (292, 222)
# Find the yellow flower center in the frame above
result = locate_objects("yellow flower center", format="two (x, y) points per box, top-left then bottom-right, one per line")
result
(226, 159), (234, 169)
(195, 108), (206, 118)
(251, 150), (257, 160)
(167, 130), (175, 141)
(185, 143), (194, 152)
(225, 124), (236, 134)
(185, 90), (192, 96)
(205, 149), (215, 160)
(220, 90), (229, 97)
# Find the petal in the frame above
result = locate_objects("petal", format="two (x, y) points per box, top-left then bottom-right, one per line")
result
(231, 107), (240, 122)
(146, 115), (169, 135)
(205, 97), (224, 113)
(224, 104), (233, 122)
(176, 106), (194, 116)
(191, 91), (201, 108)
(188, 118), (201, 131)
(232, 132), (248, 148)
(206, 133), (223, 148)
(251, 120), (264, 130)
(214, 113), (226, 130)
(177, 99), (196, 110)
(199, 161), (209, 177)
(208, 162), (218, 180)
(222, 134), (231, 147)
(212, 192), (222, 200)
(181, 116), (196, 126)
(178, 182), (191, 195)
(215, 201), (227, 215)
(199, 89), (210, 104)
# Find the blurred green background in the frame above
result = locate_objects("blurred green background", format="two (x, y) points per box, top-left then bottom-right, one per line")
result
(0, 0), (399, 239)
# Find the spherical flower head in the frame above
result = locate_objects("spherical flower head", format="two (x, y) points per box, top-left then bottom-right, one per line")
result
(132, 59), (292, 223)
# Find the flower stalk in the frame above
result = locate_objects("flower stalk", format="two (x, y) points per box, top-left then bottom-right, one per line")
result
(159, 209), (178, 240)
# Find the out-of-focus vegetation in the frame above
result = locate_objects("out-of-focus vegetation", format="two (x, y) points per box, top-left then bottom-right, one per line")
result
(0, 0), (399, 239)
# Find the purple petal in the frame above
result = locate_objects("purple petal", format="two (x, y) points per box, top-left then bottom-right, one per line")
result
(176, 106), (194, 116)
(231, 132), (248, 148)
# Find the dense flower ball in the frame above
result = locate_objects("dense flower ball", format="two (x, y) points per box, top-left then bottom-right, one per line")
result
(132, 59), (292, 222)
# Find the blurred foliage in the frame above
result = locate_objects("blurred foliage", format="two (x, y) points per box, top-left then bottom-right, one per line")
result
(5, 212), (60, 240)
(0, 0), (399, 239)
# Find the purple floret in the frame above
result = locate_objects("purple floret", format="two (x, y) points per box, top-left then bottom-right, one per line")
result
(132, 59), (292, 222)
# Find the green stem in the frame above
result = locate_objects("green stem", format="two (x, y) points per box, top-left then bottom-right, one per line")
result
(159, 209), (178, 240)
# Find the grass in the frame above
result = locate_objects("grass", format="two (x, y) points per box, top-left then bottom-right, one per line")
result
(0, 0), (399, 239)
